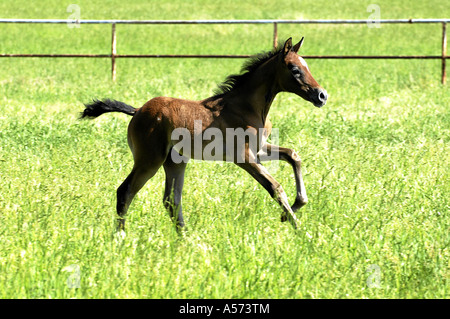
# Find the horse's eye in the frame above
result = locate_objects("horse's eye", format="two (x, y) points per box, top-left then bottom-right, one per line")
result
(291, 67), (301, 78)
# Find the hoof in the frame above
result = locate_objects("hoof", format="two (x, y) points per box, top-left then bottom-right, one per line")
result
(291, 199), (307, 212)
(116, 218), (125, 232)
(281, 213), (300, 229)
(114, 229), (127, 240)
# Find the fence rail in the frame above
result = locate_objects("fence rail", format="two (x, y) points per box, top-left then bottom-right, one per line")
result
(0, 18), (448, 83)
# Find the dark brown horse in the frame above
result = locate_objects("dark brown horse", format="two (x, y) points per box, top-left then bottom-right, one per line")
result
(82, 37), (327, 231)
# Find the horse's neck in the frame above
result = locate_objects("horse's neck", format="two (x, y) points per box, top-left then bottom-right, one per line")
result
(225, 57), (280, 125)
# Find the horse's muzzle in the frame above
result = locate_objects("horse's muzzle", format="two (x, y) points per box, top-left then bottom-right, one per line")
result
(312, 88), (328, 107)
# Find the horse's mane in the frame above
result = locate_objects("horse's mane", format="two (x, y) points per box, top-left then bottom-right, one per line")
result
(213, 44), (283, 97)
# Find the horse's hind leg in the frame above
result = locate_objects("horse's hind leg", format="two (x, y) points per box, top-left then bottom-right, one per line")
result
(116, 163), (161, 231)
(163, 151), (188, 230)
(116, 106), (175, 232)
(116, 140), (168, 231)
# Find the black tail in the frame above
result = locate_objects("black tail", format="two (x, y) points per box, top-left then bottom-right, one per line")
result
(80, 99), (136, 119)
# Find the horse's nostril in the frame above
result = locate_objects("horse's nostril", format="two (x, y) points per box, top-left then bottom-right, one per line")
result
(318, 90), (327, 102)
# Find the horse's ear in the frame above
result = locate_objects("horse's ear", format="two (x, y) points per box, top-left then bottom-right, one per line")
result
(283, 37), (293, 56)
(293, 37), (304, 53)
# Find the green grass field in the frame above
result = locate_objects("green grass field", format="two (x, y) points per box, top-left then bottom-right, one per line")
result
(0, 0), (449, 299)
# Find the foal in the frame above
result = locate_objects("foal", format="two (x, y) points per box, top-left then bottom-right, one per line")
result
(82, 37), (327, 230)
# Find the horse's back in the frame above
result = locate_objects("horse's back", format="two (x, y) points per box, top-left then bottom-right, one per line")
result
(137, 96), (217, 131)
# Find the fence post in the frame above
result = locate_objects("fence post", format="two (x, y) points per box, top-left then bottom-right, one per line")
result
(273, 22), (278, 49)
(111, 23), (117, 81)
(442, 22), (447, 84)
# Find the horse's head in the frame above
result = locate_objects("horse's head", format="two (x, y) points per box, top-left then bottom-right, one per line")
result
(277, 37), (327, 108)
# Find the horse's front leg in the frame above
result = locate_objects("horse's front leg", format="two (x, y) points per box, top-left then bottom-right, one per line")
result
(236, 160), (300, 229)
(258, 143), (308, 214)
